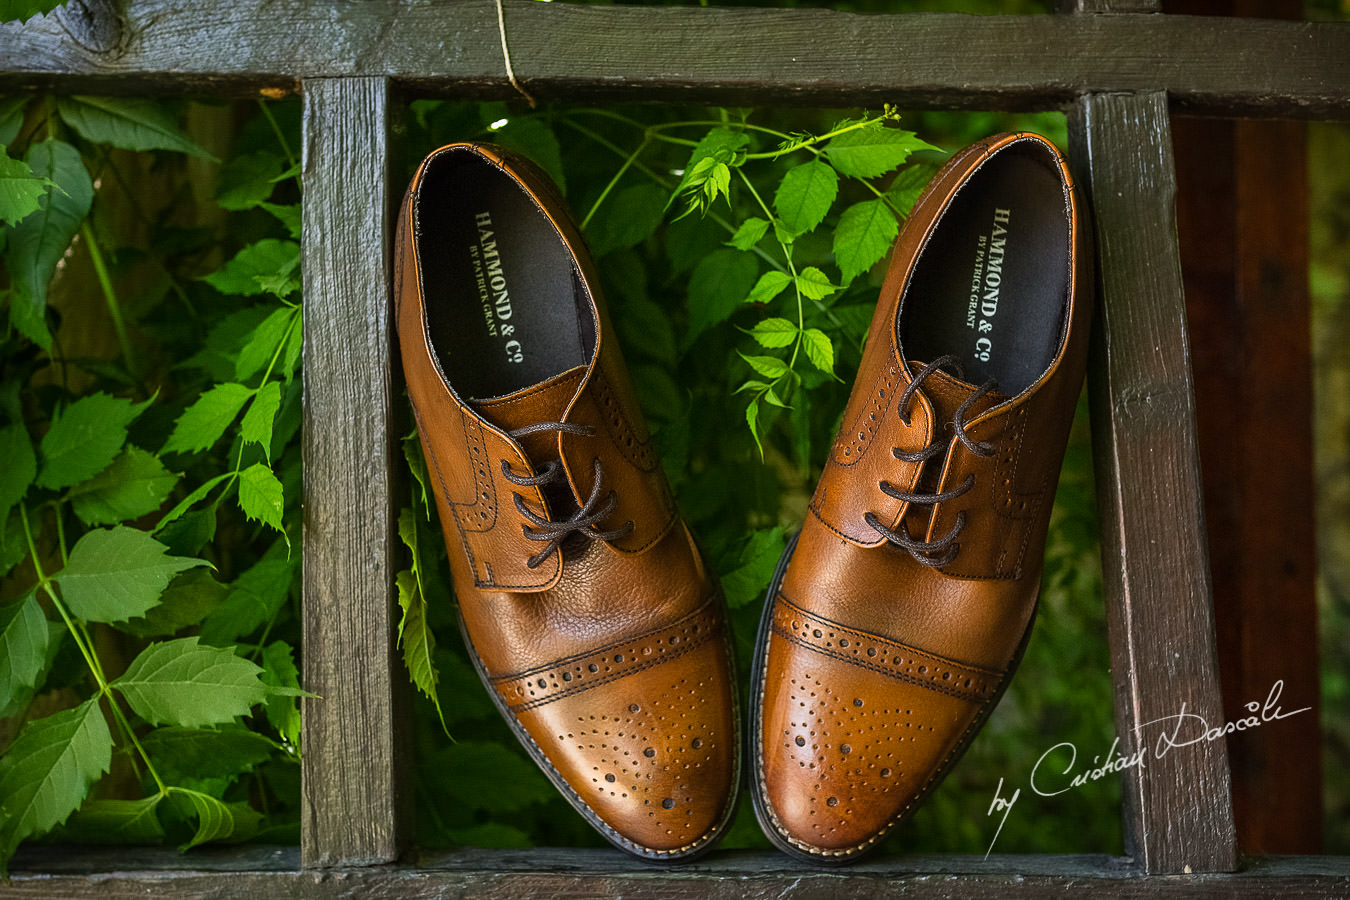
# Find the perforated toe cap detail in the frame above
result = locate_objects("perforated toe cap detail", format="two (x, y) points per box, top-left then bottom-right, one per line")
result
(510, 614), (739, 856)
(757, 625), (989, 856)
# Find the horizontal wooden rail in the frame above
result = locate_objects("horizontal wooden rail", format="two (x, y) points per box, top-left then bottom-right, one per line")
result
(4, 847), (1350, 898)
(1, 0), (1347, 117)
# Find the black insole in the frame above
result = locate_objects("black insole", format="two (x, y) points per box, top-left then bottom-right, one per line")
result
(901, 144), (1070, 396)
(417, 150), (593, 401)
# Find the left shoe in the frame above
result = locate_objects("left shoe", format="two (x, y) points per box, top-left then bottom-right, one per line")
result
(395, 143), (740, 861)
(749, 132), (1092, 863)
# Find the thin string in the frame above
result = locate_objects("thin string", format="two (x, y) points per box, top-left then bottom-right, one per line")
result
(494, 0), (538, 108)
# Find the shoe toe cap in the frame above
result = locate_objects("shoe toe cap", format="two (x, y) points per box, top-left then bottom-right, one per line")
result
(756, 628), (993, 858)
(514, 628), (739, 858)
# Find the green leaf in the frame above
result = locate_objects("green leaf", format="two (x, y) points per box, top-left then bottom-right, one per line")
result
(773, 160), (838, 236)
(397, 507), (447, 735)
(164, 787), (258, 850)
(675, 127), (751, 197)
(56, 96), (215, 159)
(0, 423), (36, 520)
(7, 140), (93, 348)
(403, 434), (431, 516)
(585, 183), (665, 258)
(833, 199), (899, 285)
(259, 201), (302, 239)
(37, 392), (146, 491)
(744, 270), (792, 306)
(684, 249), (757, 346)
(727, 216), (769, 252)
(739, 352), (789, 379)
(261, 641), (302, 748)
(719, 526), (787, 609)
(202, 239), (300, 297)
(162, 382), (253, 456)
(0, 145), (48, 226)
(215, 150), (284, 210)
(280, 308), (303, 381)
(141, 726), (277, 783)
(490, 117), (567, 195)
(59, 795), (164, 844)
(746, 317), (797, 349)
(0, 0), (65, 24)
(57, 526), (205, 624)
(0, 593), (47, 712)
(0, 97), (28, 144)
(119, 569), (227, 639)
(113, 637), (268, 728)
(745, 397), (762, 454)
(235, 306), (298, 382)
(68, 446), (180, 527)
(795, 266), (839, 301)
(240, 381), (282, 461)
(801, 327), (835, 374)
(0, 511), (28, 580)
(426, 741), (556, 814)
(237, 463), (285, 536)
(826, 124), (937, 179)
(199, 555), (291, 646)
(886, 162), (938, 217)
(0, 698), (113, 870)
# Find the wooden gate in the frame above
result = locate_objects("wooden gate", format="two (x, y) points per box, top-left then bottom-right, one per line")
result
(3, 0), (1348, 893)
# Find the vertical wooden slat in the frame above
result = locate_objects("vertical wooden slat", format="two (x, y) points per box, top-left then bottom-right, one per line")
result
(299, 75), (404, 868)
(1067, 91), (1238, 875)
(1166, 0), (1319, 854)
(1172, 111), (1321, 854)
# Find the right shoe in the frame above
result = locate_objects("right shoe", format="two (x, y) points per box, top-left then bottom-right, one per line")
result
(750, 132), (1092, 863)
(395, 143), (740, 861)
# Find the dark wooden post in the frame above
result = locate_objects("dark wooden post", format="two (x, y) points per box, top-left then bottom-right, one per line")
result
(1067, 91), (1238, 875)
(1166, 0), (1320, 858)
(299, 75), (406, 868)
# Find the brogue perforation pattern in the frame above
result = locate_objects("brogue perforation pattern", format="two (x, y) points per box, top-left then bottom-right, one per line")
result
(494, 598), (721, 712)
(555, 678), (721, 844)
(772, 597), (999, 703)
(776, 668), (937, 843)
(453, 411), (498, 534)
(835, 363), (902, 464)
(591, 367), (658, 472)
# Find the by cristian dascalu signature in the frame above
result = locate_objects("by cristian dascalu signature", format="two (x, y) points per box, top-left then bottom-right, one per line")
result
(983, 679), (1311, 858)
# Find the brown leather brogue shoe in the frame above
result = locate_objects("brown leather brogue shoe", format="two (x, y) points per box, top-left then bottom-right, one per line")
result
(750, 132), (1091, 862)
(396, 143), (739, 860)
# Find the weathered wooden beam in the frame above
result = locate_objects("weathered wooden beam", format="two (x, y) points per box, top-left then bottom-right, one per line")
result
(5, 848), (1350, 898)
(299, 75), (405, 868)
(2, 0), (1348, 117)
(1067, 91), (1238, 875)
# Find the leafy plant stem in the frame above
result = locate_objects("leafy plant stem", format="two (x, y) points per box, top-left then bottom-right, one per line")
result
(572, 110), (897, 160)
(17, 506), (168, 793)
(580, 135), (649, 230)
(736, 169), (802, 398)
(559, 116), (785, 272)
(80, 220), (139, 379)
(258, 100), (299, 179)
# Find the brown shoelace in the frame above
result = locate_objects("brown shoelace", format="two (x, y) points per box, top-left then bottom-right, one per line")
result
(500, 421), (634, 569)
(864, 355), (997, 567)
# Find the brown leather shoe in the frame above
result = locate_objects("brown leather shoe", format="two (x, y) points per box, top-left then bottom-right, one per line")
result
(750, 132), (1091, 862)
(395, 143), (739, 860)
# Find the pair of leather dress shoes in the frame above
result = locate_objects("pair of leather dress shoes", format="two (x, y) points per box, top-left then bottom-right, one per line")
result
(394, 132), (1091, 862)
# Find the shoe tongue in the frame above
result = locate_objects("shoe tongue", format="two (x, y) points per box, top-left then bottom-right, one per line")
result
(909, 361), (1008, 430)
(472, 366), (586, 461)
